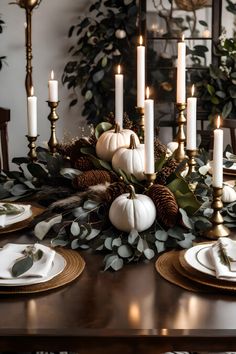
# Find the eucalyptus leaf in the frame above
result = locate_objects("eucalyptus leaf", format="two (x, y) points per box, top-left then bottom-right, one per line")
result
(70, 221), (81, 236)
(112, 237), (122, 248)
(155, 230), (168, 241)
(86, 228), (100, 240)
(71, 238), (80, 249)
(11, 255), (33, 277)
(34, 214), (62, 240)
(83, 199), (100, 210)
(144, 248), (155, 260)
(104, 237), (113, 250)
(155, 240), (165, 253)
(94, 122), (112, 139)
(118, 244), (133, 258)
(10, 183), (30, 196)
(128, 229), (139, 244)
(137, 237), (144, 253)
(60, 168), (82, 179)
(179, 208), (193, 229)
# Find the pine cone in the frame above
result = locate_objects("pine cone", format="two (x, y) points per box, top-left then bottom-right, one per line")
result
(105, 181), (130, 204)
(74, 156), (94, 171)
(148, 184), (179, 228)
(123, 113), (133, 129)
(73, 170), (118, 191)
(70, 138), (92, 164)
(57, 140), (77, 157)
(154, 137), (167, 160)
(156, 159), (179, 185)
(104, 112), (115, 125)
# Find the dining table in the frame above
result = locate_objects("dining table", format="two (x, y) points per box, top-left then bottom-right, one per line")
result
(0, 228), (236, 354)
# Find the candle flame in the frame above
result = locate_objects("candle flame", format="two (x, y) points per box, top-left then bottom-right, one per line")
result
(30, 86), (34, 96)
(24, 22), (27, 29)
(139, 35), (143, 46)
(191, 84), (195, 97)
(181, 34), (185, 41)
(146, 87), (150, 99)
(216, 115), (221, 129)
(50, 70), (54, 80)
(117, 65), (121, 75)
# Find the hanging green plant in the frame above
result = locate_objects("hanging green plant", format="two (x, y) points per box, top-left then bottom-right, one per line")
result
(62, 0), (138, 125)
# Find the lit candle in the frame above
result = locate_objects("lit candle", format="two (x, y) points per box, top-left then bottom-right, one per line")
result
(212, 115), (223, 188)
(137, 35), (145, 108)
(48, 70), (58, 102)
(144, 87), (155, 174)
(115, 65), (123, 129)
(176, 34), (186, 104)
(27, 86), (37, 137)
(186, 84), (197, 150)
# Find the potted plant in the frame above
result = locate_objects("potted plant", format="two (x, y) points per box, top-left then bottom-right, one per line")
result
(62, 0), (138, 125)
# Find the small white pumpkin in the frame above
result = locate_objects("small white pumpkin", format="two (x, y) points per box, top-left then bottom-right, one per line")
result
(167, 141), (178, 153)
(112, 134), (145, 181)
(109, 185), (156, 232)
(222, 185), (236, 203)
(96, 124), (139, 162)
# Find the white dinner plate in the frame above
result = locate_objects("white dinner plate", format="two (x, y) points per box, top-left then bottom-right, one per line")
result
(184, 243), (236, 282)
(0, 252), (66, 287)
(0, 203), (32, 227)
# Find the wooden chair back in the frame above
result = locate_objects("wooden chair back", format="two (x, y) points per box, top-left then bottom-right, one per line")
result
(222, 118), (236, 154)
(0, 107), (10, 170)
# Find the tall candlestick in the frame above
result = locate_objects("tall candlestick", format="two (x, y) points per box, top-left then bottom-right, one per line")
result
(27, 86), (37, 137)
(177, 34), (186, 104)
(186, 84), (197, 150)
(212, 115), (223, 188)
(144, 87), (155, 174)
(48, 70), (58, 102)
(115, 65), (123, 129)
(137, 35), (145, 108)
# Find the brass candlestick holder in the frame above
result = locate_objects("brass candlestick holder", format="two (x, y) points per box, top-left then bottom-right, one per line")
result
(26, 135), (37, 161)
(145, 173), (156, 188)
(12, 0), (42, 97)
(174, 103), (186, 162)
(135, 106), (145, 143)
(47, 101), (59, 155)
(205, 187), (230, 239)
(186, 149), (198, 176)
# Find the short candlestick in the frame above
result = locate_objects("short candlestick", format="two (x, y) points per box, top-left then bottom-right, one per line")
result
(174, 103), (186, 162)
(145, 172), (156, 188)
(26, 134), (38, 161)
(47, 101), (59, 155)
(186, 149), (198, 176)
(205, 187), (230, 239)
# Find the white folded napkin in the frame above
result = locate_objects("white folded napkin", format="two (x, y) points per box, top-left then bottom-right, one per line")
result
(209, 238), (236, 279)
(0, 243), (55, 279)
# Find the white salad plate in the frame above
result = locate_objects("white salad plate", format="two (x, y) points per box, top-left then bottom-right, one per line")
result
(0, 203), (32, 227)
(0, 252), (66, 287)
(184, 243), (236, 282)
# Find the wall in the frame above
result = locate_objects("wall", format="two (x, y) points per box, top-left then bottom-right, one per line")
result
(0, 0), (91, 165)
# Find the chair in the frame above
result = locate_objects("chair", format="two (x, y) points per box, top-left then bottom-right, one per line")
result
(0, 107), (10, 170)
(222, 118), (236, 154)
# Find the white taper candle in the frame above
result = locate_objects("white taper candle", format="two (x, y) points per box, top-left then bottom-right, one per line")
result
(48, 70), (58, 102)
(115, 65), (123, 129)
(177, 35), (186, 104)
(27, 86), (37, 137)
(212, 115), (223, 188)
(144, 87), (155, 174)
(186, 84), (197, 150)
(137, 36), (145, 108)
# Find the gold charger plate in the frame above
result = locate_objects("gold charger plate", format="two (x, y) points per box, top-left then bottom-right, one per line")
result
(0, 204), (44, 234)
(0, 248), (85, 294)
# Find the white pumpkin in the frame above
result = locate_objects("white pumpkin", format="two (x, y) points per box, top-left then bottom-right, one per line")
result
(96, 124), (139, 162)
(109, 185), (156, 232)
(222, 185), (236, 203)
(112, 134), (145, 181)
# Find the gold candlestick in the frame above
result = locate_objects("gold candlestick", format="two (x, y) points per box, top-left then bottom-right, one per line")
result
(26, 135), (37, 161)
(135, 106), (145, 143)
(12, 0), (41, 97)
(186, 149), (198, 176)
(174, 103), (186, 162)
(205, 187), (230, 239)
(145, 173), (156, 188)
(47, 101), (59, 155)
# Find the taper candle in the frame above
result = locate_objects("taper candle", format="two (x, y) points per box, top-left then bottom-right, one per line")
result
(115, 64), (123, 129)
(48, 70), (58, 102)
(212, 115), (223, 188)
(144, 87), (155, 174)
(186, 84), (197, 150)
(177, 34), (186, 104)
(27, 86), (37, 137)
(137, 35), (145, 108)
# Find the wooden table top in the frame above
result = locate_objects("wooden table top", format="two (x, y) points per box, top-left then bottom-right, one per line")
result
(1, 232), (236, 353)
